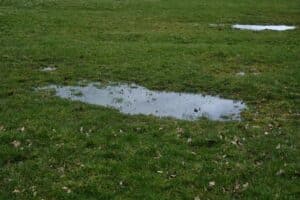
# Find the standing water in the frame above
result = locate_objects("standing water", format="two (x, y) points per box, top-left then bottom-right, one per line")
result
(232, 24), (296, 31)
(40, 83), (247, 121)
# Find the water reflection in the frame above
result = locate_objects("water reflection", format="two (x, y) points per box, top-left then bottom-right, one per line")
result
(40, 83), (247, 121)
(232, 24), (296, 31)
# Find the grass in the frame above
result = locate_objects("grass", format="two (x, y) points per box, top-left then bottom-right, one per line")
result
(0, 0), (299, 199)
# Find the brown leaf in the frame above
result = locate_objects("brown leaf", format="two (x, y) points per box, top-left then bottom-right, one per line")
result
(194, 196), (200, 200)
(62, 186), (71, 193)
(11, 140), (21, 148)
(209, 181), (215, 187)
(276, 169), (285, 176)
(12, 189), (20, 193)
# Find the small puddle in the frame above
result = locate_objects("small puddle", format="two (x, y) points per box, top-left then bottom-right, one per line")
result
(232, 24), (296, 31)
(41, 67), (56, 72)
(40, 83), (247, 121)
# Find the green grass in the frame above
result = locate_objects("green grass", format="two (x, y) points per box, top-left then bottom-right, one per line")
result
(0, 0), (299, 199)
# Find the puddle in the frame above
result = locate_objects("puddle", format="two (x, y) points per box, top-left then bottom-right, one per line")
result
(41, 67), (56, 72)
(232, 24), (296, 31)
(40, 83), (247, 121)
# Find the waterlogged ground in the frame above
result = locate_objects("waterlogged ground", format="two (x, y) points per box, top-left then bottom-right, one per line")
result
(41, 82), (246, 121)
(0, 0), (300, 199)
(232, 24), (296, 31)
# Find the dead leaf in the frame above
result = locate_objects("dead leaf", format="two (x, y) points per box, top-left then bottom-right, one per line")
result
(12, 189), (20, 193)
(231, 136), (243, 146)
(243, 182), (249, 189)
(11, 140), (21, 148)
(276, 169), (285, 176)
(194, 196), (200, 200)
(169, 174), (176, 178)
(209, 181), (215, 187)
(62, 186), (71, 193)
(234, 183), (240, 191)
(154, 152), (162, 159)
(276, 144), (281, 149)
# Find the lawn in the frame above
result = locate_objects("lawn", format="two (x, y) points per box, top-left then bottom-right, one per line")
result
(0, 0), (299, 199)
